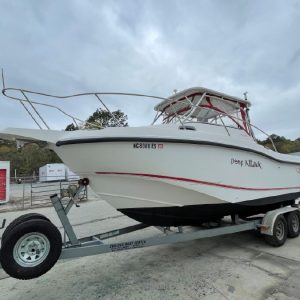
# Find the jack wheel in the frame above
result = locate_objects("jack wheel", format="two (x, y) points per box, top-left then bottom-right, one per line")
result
(0, 219), (62, 280)
(79, 178), (89, 186)
(287, 211), (300, 238)
(1, 213), (50, 244)
(264, 215), (287, 247)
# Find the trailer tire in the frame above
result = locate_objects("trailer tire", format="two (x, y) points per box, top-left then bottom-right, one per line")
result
(287, 211), (300, 238)
(264, 215), (287, 247)
(0, 219), (62, 280)
(1, 213), (50, 244)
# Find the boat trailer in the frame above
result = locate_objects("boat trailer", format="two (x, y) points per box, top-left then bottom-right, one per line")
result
(0, 181), (299, 280)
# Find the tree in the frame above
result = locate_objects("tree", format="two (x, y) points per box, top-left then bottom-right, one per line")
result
(65, 109), (128, 130)
(258, 134), (300, 153)
(0, 141), (61, 177)
(85, 109), (128, 129)
(65, 123), (79, 131)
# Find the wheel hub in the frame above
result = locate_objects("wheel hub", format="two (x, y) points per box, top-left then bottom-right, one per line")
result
(275, 221), (284, 240)
(291, 215), (299, 232)
(13, 233), (50, 267)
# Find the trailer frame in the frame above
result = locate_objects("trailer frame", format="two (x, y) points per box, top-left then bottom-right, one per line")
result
(48, 189), (299, 261)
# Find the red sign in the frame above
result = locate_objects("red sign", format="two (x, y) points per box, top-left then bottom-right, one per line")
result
(0, 169), (6, 201)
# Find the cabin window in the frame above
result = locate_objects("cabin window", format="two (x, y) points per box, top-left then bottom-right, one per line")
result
(179, 125), (196, 131)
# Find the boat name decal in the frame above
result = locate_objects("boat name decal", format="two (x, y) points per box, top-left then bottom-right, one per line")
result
(231, 158), (262, 169)
(133, 142), (164, 149)
(109, 240), (146, 251)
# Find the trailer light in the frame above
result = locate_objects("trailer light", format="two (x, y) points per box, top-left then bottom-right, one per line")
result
(260, 224), (269, 232)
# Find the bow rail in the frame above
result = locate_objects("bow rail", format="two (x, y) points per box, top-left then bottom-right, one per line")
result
(1, 70), (277, 151)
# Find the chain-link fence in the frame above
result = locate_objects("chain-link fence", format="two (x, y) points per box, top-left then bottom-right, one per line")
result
(0, 176), (88, 211)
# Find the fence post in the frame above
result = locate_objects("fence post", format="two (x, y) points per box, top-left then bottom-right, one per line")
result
(22, 181), (25, 210)
(30, 181), (33, 207)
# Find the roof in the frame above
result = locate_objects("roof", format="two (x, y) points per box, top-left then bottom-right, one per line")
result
(154, 87), (251, 112)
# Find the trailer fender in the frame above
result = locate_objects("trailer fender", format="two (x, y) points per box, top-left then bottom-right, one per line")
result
(260, 206), (300, 236)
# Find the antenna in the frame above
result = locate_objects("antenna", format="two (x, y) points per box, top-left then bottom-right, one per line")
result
(243, 91), (248, 101)
(1, 68), (5, 90)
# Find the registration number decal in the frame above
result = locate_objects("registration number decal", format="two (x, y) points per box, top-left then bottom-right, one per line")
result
(133, 143), (164, 149)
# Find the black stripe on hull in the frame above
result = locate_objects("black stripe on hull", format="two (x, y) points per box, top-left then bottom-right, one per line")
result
(118, 192), (300, 226)
(56, 137), (300, 165)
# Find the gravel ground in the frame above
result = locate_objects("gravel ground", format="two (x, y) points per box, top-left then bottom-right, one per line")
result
(0, 200), (300, 300)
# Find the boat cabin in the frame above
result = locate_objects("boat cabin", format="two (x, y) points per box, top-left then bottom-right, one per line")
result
(154, 87), (254, 137)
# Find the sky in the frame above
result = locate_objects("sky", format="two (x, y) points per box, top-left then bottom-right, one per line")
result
(0, 0), (300, 139)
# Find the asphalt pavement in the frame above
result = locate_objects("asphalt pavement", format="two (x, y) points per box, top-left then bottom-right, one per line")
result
(0, 199), (299, 300)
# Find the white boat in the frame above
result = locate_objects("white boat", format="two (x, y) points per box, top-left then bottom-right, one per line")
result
(1, 86), (300, 226)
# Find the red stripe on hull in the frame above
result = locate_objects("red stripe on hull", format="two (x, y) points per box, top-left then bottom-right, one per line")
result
(95, 172), (300, 192)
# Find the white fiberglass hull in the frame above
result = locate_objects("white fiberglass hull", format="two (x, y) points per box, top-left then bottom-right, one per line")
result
(1, 125), (300, 225)
(52, 133), (300, 225)
(54, 141), (300, 205)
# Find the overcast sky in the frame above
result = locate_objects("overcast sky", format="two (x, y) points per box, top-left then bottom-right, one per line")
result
(0, 0), (300, 138)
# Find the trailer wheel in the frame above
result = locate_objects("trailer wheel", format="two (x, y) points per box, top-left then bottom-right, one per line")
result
(1, 213), (50, 244)
(0, 219), (62, 280)
(264, 215), (287, 247)
(287, 211), (300, 238)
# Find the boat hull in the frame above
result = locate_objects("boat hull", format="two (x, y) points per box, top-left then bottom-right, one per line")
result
(53, 138), (300, 225)
(119, 197), (298, 226)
